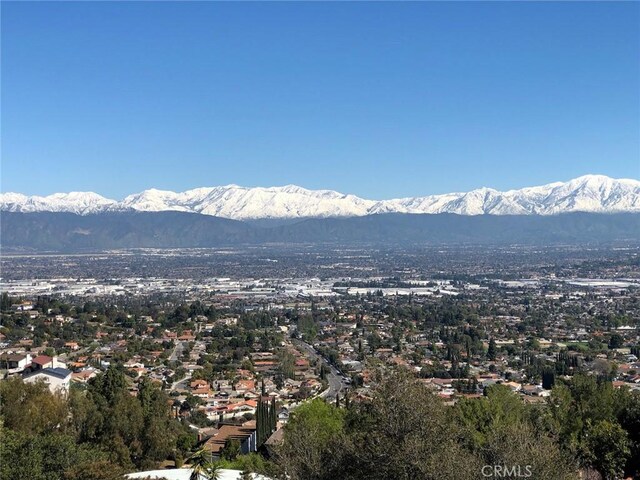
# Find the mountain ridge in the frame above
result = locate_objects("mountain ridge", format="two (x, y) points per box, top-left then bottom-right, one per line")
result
(2, 174), (639, 219)
(2, 211), (638, 251)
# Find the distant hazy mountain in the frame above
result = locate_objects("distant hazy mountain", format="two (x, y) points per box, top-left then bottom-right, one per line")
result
(2, 211), (639, 251)
(0, 211), (253, 250)
(2, 175), (639, 220)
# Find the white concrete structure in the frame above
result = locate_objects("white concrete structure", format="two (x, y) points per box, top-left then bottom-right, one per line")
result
(126, 468), (269, 480)
(23, 367), (72, 394)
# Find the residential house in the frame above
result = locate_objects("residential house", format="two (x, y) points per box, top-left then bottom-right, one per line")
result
(31, 355), (67, 371)
(23, 367), (72, 394)
(201, 421), (257, 459)
(0, 353), (32, 374)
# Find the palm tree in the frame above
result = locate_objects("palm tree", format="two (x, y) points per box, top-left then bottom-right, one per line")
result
(207, 462), (223, 480)
(187, 446), (214, 480)
(186, 446), (224, 480)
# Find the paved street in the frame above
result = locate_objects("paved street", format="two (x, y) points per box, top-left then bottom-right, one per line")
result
(170, 374), (191, 392)
(169, 341), (185, 362)
(293, 338), (349, 401)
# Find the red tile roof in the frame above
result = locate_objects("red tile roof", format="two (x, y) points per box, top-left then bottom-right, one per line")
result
(32, 355), (53, 366)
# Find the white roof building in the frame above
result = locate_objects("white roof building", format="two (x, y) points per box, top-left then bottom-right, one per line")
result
(126, 469), (270, 480)
(23, 367), (72, 394)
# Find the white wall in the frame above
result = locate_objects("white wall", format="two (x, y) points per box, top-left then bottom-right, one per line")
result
(24, 372), (70, 394)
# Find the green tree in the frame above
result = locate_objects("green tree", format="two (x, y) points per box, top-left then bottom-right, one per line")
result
(0, 377), (68, 435)
(487, 338), (497, 360)
(617, 390), (640, 477)
(338, 371), (480, 480)
(481, 421), (576, 480)
(270, 396), (277, 432)
(0, 292), (12, 311)
(188, 446), (213, 480)
(222, 439), (241, 461)
(186, 447), (223, 480)
(275, 398), (345, 480)
(583, 420), (631, 480)
(0, 424), (123, 480)
(548, 375), (620, 454)
(542, 367), (555, 390)
(608, 333), (624, 349)
(137, 378), (181, 467)
(89, 365), (128, 404)
(455, 384), (527, 448)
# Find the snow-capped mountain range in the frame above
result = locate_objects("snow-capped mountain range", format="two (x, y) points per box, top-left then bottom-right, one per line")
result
(2, 175), (639, 220)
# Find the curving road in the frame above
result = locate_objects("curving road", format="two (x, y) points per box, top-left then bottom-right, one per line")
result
(170, 373), (192, 392)
(292, 338), (349, 401)
(169, 341), (185, 362)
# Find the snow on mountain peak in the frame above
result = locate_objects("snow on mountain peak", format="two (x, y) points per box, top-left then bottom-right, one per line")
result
(2, 175), (638, 219)
(0, 191), (116, 215)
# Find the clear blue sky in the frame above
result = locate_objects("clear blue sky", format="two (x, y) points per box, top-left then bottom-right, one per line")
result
(2, 1), (639, 200)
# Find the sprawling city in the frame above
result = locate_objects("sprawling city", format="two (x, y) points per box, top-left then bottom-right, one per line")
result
(2, 1), (639, 480)
(1, 244), (640, 479)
